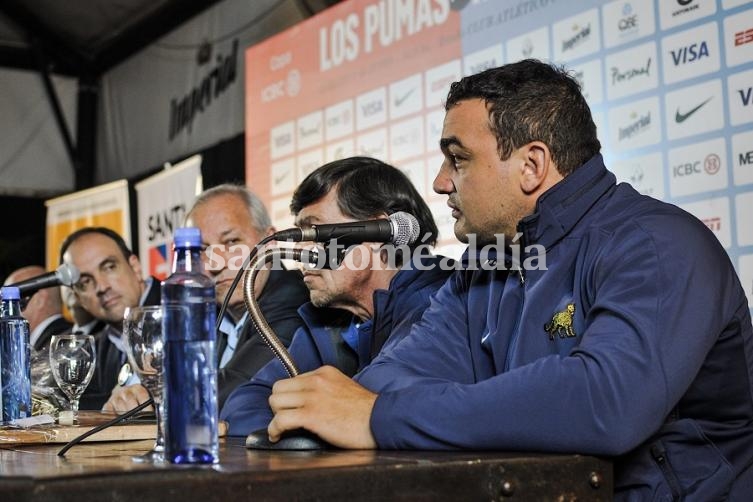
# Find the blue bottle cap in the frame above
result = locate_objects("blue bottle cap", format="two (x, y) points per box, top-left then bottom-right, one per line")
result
(174, 227), (202, 248)
(1, 286), (21, 300)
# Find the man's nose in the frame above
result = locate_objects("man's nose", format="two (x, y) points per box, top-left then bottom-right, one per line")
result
(433, 163), (454, 194)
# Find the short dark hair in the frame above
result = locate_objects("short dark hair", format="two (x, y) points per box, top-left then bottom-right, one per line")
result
(290, 156), (439, 247)
(59, 227), (133, 264)
(445, 59), (601, 177)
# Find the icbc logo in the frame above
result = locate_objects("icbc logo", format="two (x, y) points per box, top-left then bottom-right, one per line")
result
(673, 162), (701, 177)
(704, 153), (720, 175)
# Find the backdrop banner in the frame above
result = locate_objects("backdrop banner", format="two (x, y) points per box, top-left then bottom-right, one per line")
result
(134, 154), (203, 280)
(44, 180), (131, 271)
(244, 0), (753, 310)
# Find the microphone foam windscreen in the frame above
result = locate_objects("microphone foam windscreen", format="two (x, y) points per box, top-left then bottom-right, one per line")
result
(390, 212), (420, 246)
(57, 263), (80, 286)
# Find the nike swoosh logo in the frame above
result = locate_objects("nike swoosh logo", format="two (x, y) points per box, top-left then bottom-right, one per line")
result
(394, 88), (416, 107)
(274, 172), (289, 185)
(675, 97), (712, 123)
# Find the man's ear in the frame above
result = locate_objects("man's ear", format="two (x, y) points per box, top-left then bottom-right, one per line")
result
(519, 141), (552, 195)
(128, 254), (144, 281)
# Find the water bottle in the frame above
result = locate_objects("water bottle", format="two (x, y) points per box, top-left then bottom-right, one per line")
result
(0, 286), (32, 423)
(161, 227), (219, 464)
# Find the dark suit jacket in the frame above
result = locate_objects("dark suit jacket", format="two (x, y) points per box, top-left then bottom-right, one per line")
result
(33, 316), (74, 352)
(79, 279), (161, 410)
(217, 268), (308, 409)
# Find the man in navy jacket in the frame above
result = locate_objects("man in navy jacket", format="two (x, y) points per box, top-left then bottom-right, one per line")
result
(221, 157), (453, 436)
(266, 61), (753, 500)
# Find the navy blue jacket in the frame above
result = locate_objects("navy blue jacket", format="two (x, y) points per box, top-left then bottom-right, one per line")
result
(220, 255), (452, 436)
(356, 155), (753, 500)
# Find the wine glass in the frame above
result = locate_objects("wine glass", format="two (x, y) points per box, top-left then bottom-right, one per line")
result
(122, 305), (168, 463)
(49, 333), (96, 424)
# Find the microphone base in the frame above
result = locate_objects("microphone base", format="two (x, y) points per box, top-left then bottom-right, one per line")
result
(245, 428), (331, 450)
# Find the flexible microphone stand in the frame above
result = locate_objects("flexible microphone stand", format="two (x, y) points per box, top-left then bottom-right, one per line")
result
(241, 246), (331, 450)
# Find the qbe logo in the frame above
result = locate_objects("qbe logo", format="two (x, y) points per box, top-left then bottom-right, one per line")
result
(602, 0), (656, 49)
(661, 22), (720, 85)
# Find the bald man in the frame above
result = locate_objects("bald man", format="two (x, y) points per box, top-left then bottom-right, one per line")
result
(4, 265), (73, 353)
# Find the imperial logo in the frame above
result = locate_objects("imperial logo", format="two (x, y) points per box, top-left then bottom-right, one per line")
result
(611, 58), (652, 84)
(619, 111), (651, 140)
(562, 23), (591, 52)
(735, 28), (753, 47)
(670, 41), (710, 65)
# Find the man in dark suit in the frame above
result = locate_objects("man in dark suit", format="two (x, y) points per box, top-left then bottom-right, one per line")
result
(59, 227), (160, 411)
(3, 265), (72, 354)
(186, 184), (309, 409)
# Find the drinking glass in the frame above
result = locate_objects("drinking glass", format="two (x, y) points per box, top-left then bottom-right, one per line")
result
(49, 333), (96, 424)
(122, 305), (168, 463)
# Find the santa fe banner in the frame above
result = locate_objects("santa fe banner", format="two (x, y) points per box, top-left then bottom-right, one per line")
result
(245, 0), (753, 309)
(135, 154), (203, 280)
(45, 180), (131, 271)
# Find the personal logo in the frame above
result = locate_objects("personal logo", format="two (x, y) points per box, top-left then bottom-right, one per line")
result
(675, 97), (712, 123)
(704, 154), (720, 175)
(395, 88), (416, 108)
(545, 303), (577, 340)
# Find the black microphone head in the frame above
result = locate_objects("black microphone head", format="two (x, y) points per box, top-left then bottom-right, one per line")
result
(56, 263), (80, 287)
(389, 212), (420, 246)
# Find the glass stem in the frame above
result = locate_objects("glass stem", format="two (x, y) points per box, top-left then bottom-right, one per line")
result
(154, 398), (165, 450)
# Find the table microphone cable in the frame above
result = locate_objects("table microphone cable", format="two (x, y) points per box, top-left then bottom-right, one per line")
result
(57, 398), (154, 457)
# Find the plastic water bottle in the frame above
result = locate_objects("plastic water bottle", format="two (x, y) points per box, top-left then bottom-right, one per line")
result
(0, 286), (32, 423)
(161, 227), (219, 464)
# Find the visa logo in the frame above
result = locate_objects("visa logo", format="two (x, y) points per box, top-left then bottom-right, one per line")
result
(670, 41), (709, 65)
(739, 87), (753, 107)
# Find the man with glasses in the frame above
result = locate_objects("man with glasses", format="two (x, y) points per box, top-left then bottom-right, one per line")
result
(59, 227), (157, 410)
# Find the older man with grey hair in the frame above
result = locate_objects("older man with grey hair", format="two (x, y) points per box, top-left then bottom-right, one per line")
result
(186, 184), (309, 408)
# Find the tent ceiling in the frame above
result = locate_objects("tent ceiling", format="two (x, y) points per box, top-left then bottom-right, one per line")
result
(0, 0), (335, 77)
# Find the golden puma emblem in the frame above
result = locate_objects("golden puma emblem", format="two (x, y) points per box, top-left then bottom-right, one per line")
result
(545, 303), (576, 340)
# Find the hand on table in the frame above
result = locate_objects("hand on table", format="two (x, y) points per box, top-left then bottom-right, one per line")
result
(268, 365), (378, 449)
(103, 384), (152, 413)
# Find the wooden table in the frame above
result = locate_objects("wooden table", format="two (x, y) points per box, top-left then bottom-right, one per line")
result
(0, 436), (612, 501)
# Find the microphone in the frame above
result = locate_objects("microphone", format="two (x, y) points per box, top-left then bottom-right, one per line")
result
(7, 264), (80, 296)
(273, 211), (420, 246)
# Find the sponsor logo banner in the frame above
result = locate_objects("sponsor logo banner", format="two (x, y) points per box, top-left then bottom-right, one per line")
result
(463, 44), (503, 77)
(659, 0), (717, 30)
(735, 191), (753, 246)
(661, 21), (720, 85)
(731, 130), (753, 186)
(664, 78), (724, 141)
(680, 196), (732, 249)
(506, 26), (550, 62)
(571, 58), (604, 105)
(668, 137), (728, 197)
(605, 41), (657, 100)
(612, 152), (665, 199)
(552, 8), (600, 62)
(602, 0), (656, 49)
(607, 96), (661, 151)
(726, 67), (753, 126)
